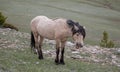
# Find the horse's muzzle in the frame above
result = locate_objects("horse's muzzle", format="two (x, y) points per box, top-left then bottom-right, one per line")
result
(76, 43), (83, 49)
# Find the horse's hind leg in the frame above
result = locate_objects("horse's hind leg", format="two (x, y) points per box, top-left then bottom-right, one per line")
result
(32, 32), (39, 55)
(38, 35), (44, 59)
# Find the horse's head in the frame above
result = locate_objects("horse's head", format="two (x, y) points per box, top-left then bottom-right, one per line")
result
(67, 20), (86, 49)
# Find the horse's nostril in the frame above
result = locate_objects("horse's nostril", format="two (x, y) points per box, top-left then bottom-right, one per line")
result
(76, 43), (78, 46)
(80, 45), (83, 47)
(76, 43), (83, 48)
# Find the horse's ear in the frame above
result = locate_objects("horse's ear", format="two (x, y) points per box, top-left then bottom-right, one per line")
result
(67, 20), (74, 27)
(83, 26), (86, 29)
(76, 22), (79, 25)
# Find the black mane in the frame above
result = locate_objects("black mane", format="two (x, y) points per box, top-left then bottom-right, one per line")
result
(67, 20), (86, 39)
(74, 22), (86, 39)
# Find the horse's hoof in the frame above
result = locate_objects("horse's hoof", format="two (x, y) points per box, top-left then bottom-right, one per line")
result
(38, 56), (44, 60)
(60, 62), (65, 65)
(39, 57), (44, 60)
(55, 60), (59, 65)
(60, 60), (65, 65)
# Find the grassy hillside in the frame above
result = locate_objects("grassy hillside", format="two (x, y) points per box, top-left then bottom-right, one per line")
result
(0, 0), (120, 47)
(0, 28), (120, 72)
(0, 48), (120, 72)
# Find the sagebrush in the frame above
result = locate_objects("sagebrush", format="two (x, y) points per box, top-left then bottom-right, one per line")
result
(0, 12), (7, 26)
(0, 12), (18, 31)
(100, 31), (114, 48)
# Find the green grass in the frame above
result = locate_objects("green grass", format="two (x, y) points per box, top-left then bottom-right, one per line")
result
(0, 0), (120, 47)
(0, 48), (120, 72)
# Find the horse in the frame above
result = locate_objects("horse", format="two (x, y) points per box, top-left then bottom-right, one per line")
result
(30, 16), (86, 65)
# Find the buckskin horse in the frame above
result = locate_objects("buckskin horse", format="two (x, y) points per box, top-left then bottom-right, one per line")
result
(30, 16), (86, 65)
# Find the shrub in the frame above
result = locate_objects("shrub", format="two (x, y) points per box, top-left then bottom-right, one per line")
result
(0, 12), (18, 31)
(107, 40), (114, 48)
(3, 23), (18, 31)
(0, 12), (7, 26)
(100, 31), (115, 48)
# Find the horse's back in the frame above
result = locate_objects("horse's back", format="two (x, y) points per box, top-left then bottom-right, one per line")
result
(31, 16), (50, 25)
(31, 16), (56, 39)
(31, 16), (54, 30)
(30, 16), (70, 40)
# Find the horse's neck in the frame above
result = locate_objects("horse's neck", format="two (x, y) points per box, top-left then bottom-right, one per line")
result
(55, 19), (73, 37)
(64, 25), (73, 37)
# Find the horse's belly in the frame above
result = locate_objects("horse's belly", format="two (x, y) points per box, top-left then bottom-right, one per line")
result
(37, 25), (55, 40)
(40, 31), (55, 40)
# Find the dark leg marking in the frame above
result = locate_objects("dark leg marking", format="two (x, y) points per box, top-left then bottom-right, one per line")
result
(38, 36), (44, 60)
(38, 45), (43, 59)
(55, 48), (60, 65)
(60, 48), (65, 65)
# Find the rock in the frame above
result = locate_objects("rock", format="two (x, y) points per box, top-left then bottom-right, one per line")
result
(23, 62), (27, 64)
(0, 28), (30, 49)
(117, 49), (120, 54)
(66, 41), (75, 47)
(71, 55), (83, 59)
(93, 59), (100, 63)
(72, 51), (79, 54)
(112, 59), (117, 64)
(111, 55), (116, 59)
(117, 65), (120, 67)
(36, 62), (39, 64)
(44, 39), (56, 45)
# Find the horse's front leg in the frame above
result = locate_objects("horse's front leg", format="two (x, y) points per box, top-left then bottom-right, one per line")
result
(38, 36), (44, 59)
(55, 40), (60, 64)
(60, 40), (66, 65)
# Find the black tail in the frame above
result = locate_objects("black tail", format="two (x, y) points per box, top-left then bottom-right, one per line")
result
(31, 32), (35, 51)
